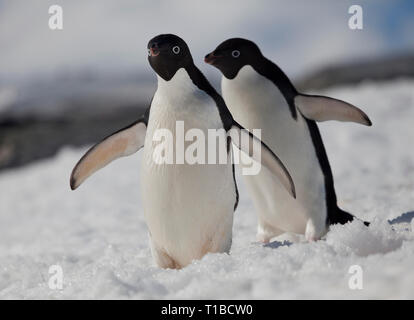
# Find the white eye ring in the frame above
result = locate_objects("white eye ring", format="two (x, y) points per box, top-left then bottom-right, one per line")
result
(172, 46), (180, 54)
(231, 50), (240, 58)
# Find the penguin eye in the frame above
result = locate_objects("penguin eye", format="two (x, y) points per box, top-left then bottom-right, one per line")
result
(231, 50), (240, 58)
(172, 46), (180, 54)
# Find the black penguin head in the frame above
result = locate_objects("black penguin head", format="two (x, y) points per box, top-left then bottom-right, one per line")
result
(204, 38), (263, 79)
(147, 34), (193, 81)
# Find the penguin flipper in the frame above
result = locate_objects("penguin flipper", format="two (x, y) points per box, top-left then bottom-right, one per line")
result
(229, 122), (296, 198)
(294, 94), (372, 126)
(70, 119), (147, 190)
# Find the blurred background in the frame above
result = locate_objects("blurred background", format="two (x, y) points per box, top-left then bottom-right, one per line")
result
(1, 0), (414, 299)
(0, 0), (413, 170)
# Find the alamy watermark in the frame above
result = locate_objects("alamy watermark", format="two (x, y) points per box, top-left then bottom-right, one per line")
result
(348, 264), (363, 290)
(348, 5), (363, 30)
(48, 4), (364, 32)
(48, 5), (63, 30)
(151, 121), (263, 176)
(48, 264), (63, 290)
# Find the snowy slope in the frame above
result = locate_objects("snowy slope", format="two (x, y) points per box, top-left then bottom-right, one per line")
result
(0, 79), (413, 299)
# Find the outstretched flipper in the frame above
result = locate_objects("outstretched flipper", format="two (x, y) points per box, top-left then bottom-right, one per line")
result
(228, 121), (296, 198)
(294, 94), (372, 126)
(70, 118), (147, 190)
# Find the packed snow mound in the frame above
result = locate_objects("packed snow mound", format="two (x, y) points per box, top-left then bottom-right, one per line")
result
(0, 79), (414, 299)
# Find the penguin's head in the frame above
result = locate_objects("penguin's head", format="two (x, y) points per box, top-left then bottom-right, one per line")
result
(205, 38), (263, 79)
(147, 34), (193, 81)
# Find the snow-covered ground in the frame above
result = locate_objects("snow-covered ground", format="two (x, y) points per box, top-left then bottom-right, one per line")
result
(0, 79), (413, 299)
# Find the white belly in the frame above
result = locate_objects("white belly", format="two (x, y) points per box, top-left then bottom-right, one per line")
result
(222, 66), (326, 236)
(140, 69), (236, 267)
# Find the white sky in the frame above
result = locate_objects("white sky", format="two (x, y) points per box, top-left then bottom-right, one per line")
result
(0, 0), (413, 81)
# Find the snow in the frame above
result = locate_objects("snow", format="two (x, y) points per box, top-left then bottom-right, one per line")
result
(1, 79), (414, 299)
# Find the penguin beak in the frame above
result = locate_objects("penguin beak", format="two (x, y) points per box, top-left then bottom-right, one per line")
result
(204, 52), (219, 65)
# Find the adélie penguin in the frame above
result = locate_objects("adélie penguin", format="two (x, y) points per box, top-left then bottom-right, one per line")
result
(70, 34), (296, 269)
(205, 38), (371, 242)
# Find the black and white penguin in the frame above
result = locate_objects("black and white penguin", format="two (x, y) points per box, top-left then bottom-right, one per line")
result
(70, 34), (295, 268)
(205, 38), (371, 242)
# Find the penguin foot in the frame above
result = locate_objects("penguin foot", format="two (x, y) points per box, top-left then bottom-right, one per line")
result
(305, 218), (326, 242)
(256, 234), (271, 244)
(256, 221), (284, 244)
(150, 240), (182, 269)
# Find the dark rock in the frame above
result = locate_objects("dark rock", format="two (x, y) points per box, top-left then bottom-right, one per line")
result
(297, 53), (414, 91)
(0, 105), (146, 171)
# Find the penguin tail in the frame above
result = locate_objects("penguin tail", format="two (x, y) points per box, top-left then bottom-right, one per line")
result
(329, 207), (370, 227)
